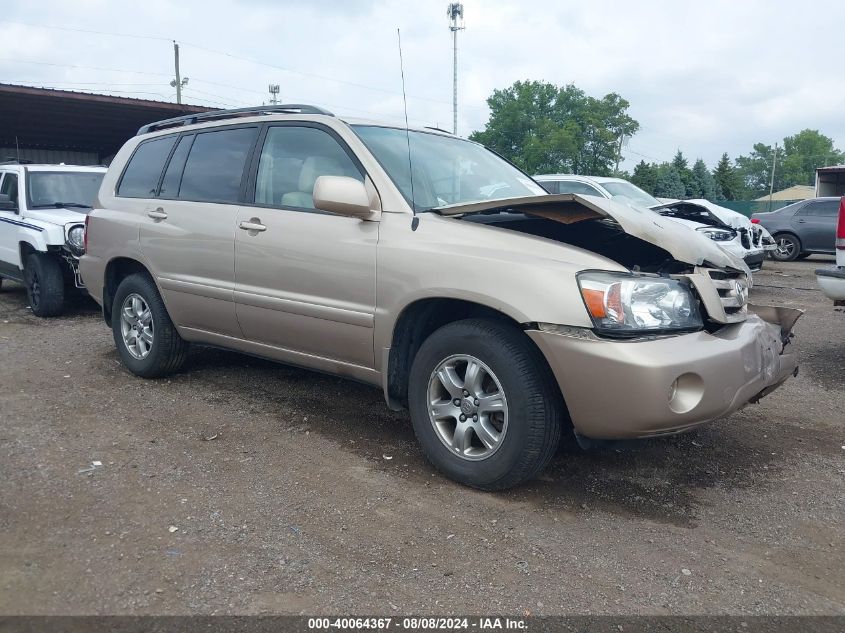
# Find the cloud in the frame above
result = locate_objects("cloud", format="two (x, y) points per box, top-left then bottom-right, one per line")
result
(1, 0), (843, 170)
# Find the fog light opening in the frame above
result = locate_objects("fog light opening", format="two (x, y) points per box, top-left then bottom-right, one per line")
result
(668, 373), (705, 414)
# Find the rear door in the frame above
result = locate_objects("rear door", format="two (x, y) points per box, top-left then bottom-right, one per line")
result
(792, 199), (839, 252)
(137, 125), (259, 337)
(233, 123), (378, 369)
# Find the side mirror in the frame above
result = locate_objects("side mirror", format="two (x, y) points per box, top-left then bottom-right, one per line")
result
(312, 176), (374, 219)
(0, 193), (16, 211)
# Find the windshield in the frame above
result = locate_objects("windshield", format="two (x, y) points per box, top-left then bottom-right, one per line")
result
(601, 181), (662, 208)
(352, 125), (546, 211)
(27, 171), (104, 210)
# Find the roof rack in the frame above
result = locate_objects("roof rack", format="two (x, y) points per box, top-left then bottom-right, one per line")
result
(137, 104), (335, 135)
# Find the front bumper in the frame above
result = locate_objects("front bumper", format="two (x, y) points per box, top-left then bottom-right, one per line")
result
(527, 306), (801, 439)
(816, 267), (845, 302)
(743, 251), (765, 271)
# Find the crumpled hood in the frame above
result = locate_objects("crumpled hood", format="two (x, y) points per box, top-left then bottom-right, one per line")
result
(434, 193), (750, 273)
(653, 198), (752, 230)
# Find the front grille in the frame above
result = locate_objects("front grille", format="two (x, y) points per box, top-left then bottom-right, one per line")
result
(707, 269), (748, 322)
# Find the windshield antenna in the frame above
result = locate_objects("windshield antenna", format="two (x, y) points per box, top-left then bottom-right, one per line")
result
(397, 28), (416, 215)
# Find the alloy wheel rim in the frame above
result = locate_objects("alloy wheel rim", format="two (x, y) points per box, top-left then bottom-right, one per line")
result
(776, 237), (795, 258)
(28, 270), (40, 307)
(120, 293), (154, 360)
(426, 354), (509, 461)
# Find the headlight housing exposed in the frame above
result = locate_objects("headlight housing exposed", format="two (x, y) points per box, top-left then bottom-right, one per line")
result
(697, 226), (735, 242)
(577, 271), (703, 336)
(66, 225), (85, 256)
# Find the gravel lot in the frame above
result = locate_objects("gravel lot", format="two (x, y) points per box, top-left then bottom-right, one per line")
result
(1, 257), (843, 616)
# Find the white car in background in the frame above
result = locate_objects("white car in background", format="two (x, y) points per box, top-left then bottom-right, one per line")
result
(0, 162), (107, 316)
(534, 174), (771, 273)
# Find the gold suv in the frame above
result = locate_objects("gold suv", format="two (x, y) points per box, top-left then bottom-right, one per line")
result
(80, 105), (801, 489)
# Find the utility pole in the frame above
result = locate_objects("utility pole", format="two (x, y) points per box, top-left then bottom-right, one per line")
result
(614, 134), (625, 173)
(170, 41), (188, 104)
(447, 3), (465, 136)
(268, 84), (280, 105)
(767, 142), (778, 213)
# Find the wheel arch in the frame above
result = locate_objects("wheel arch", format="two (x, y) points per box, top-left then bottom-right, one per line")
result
(383, 296), (548, 410)
(18, 237), (47, 269)
(102, 257), (154, 326)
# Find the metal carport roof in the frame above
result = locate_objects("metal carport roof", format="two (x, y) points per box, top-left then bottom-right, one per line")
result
(0, 83), (211, 159)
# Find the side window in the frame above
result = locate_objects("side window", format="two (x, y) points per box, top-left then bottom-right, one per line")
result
(539, 180), (558, 194)
(555, 180), (603, 196)
(808, 200), (839, 217)
(159, 135), (194, 199)
(254, 126), (363, 209)
(0, 173), (18, 206)
(178, 127), (258, 203)
(118, 136), (177, 198)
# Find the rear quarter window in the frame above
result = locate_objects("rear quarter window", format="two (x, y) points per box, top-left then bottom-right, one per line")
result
(117, 136), (177, 198)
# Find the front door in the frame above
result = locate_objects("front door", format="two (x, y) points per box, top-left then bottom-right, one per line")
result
(0, 172), (22, 278)
(234, 124), (378, 369)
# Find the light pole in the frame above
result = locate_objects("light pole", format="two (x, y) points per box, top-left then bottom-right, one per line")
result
(268, 84), (280, 105)
(447, 3), (465, 136)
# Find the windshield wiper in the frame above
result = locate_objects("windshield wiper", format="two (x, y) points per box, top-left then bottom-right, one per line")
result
(31, 202), (92, 209)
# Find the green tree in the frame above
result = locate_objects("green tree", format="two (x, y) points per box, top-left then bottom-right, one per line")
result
(691, 158), (718, 200)
(736, 143), (777, 198)
(712, 152), (742, 200)
(653, 165), (686, 199)
(779, 129), (843, 187)
(469, 80), (639, 175)
(630, 160), (659, 194)
(671, 150), (695, 197)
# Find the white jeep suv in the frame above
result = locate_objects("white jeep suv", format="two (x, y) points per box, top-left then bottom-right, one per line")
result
(0, 162), (106, 316)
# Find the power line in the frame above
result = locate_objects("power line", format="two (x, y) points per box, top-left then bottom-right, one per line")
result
(0, 19), (488, 110)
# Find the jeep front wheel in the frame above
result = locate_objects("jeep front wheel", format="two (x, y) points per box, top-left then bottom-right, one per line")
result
(112, 273), (188, 378)
(24, 253), (65, 317)
(408, 318), (563, 490)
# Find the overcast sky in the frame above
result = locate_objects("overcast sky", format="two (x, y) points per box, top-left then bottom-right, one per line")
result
(1, 0), (842, 170)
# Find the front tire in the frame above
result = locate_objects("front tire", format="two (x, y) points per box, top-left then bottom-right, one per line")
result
(408, 318), (563, 490)
(772, 233), (801, 261)
(112, 273), (188, 378)
(24, 253), (65, 317)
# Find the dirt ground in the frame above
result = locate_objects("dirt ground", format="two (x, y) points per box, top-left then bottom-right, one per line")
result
(0, 257), (843, 616)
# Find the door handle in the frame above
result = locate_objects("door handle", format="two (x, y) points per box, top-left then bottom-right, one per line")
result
(796, 219), (806, 223)
(239, 219), (267, 233)
(147, 208), (168, 220)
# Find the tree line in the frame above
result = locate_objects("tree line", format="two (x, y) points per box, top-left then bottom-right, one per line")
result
(470, 80), (843, 201)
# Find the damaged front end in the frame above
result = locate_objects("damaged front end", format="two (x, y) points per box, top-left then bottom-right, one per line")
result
(437, 193), (802, 438)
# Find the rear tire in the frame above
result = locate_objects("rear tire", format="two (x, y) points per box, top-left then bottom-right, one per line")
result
(408, 318), (563, 490)
(771, 233), (801, 261)
(111, 273), (188, 378)
(24, 253), (65, 317)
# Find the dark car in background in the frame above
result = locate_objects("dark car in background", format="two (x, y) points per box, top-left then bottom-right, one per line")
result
(751, 197), (840, 261)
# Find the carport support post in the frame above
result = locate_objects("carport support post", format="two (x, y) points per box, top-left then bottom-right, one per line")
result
(173, 41), (182, 105)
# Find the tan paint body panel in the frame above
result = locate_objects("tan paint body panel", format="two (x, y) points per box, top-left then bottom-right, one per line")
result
(528, 308), (799, 439)
(80, 111), (800, 442)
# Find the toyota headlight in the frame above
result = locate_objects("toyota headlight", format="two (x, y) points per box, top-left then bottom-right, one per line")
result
(66, 225), (85, 256)
(577, 271), (702, 336)
(697, 227), (735, 242)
